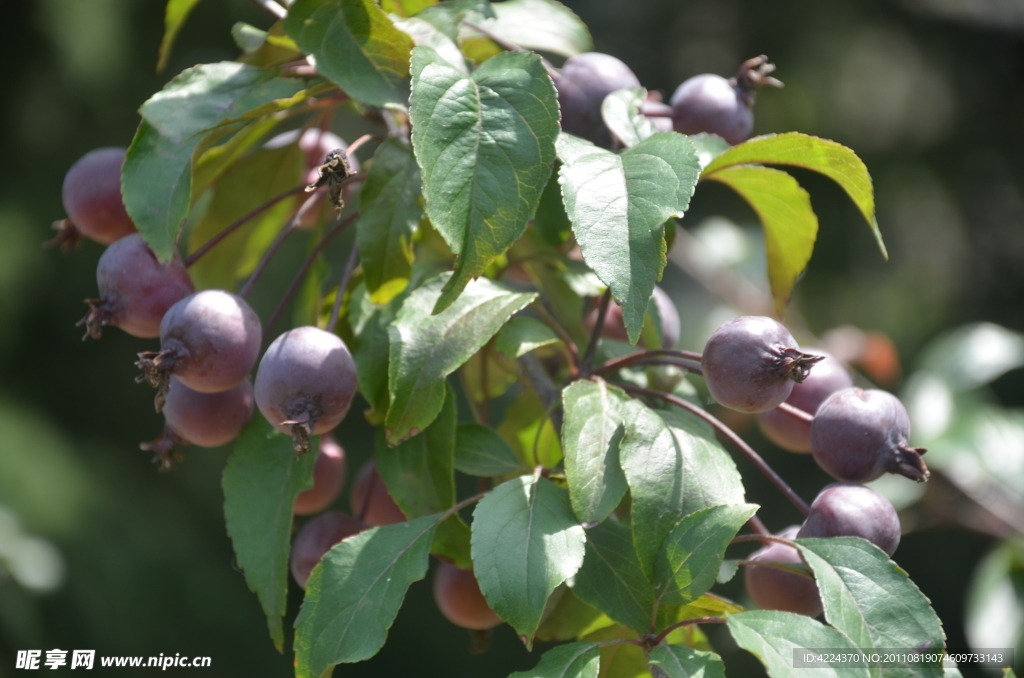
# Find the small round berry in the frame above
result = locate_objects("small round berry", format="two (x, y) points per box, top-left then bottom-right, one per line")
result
(433, 562), (502, 630)
(290, 511), (367, 589)
(350, 460), (406, 527)
(810, 388), (928, 483)
(164, 377), (254, 447)
(702, 316), (822, 413)
(797, 483), (902, 556)
(744, 526), (822, 617)
(557, 52), (641, 148)
(294, 435), (347, 516)
(61, 147), (137, 245)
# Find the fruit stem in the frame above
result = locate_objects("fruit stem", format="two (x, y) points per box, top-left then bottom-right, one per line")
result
(592, 349), (703, 377)
(621, 385), (811, 516)
(326, 243), (360, 335)
(650, 617), (726, 647)
(461, 20), (560, 81)
(530, 301), (580, 377)
(580, 289), (612, 377)
(184, 184), (307, 268)
(265, 212), (359, 336)
(776, 401), (814, 424)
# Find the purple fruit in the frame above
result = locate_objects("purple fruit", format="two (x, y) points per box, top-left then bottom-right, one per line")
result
(797, 483), (902, 556)
(641, 100), (675, 133)
(290, 511), (367, 589)
(670, 55), (782, 145)
(702, 316), (822, 413)
(757, 350), (853, 453)
(61, 147), (137, 245)
(810, 388), (929, 483)
(557, 52), (641, 148)
(294, 434), (347, 516)
(135, 290), (262, 410)
(744, 526), (822, 617)
(350, 460), (406, 527)
(254, 326), (357, 454)
(78, 233), (194, 340)
(433, 562), (502, 630)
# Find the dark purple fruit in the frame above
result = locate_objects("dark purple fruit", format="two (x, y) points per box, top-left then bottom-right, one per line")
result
(670, 55), (782, 145)
(810, 388), (928, 483)
(254, 326), (357, 454)
(584, 285), (680, 348)
(350, 460), (406, 527)
(557, 52), (641, 148)
(60, 147), (137, 245)
(78, 233), (194, 340)
(135, 290), (262, 410)
(641, 100), (674, 133)
(433, 562), (502, 630)
(294, 434), (347, 516)
(797, 483), (902, 556)
(702, 316), (822, 413)
(744, 526), (822, 617)
(757, 349), (853, 453)
(290, 511), (367, 589)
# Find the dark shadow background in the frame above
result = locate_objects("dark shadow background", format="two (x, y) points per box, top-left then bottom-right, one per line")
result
(0, 0), (1021, 676)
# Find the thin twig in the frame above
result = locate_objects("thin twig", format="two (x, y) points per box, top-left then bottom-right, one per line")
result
(731, 534), (795, 546)
(580, 289), (611, 377)
(777, 401), (814, 424)
(592, 355), (702, 378)
(265, 212), (359, 335)
(326, 244), (360, 334)
(238, 211), (302, 299)
(651, 617), (726, 647)
(621, 385), (811, 516)
(461, 20), (560, 80)
(344, 134), (379, 160)
(185, 184), (307, 268)
(531, 301), (580, 376)
(250, 0), (287, 19)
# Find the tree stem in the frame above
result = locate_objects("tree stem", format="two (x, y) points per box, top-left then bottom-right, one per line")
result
(777, 401), (814, 424)
(326, 244), (360, 334)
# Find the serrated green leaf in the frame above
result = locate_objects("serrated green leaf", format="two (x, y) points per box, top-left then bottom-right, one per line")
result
(702, 132), (885, 258)
(348, 282), (408, 423)
(386, 273), (536, 444)
(705, 166), (817, 314)
(498, 387), (563, 468)
(496, 317), (561, 360)
(510, 642), (601, 678)
(601, 88), (655, 148)
(572, 519), (656, 633)
(392, 15), (468, 73)
(187, 144), (304, 290)
(239, 21), (305, 69)
(158, 0), (203, 72)
(727, 610), (872, 678)
(534, 168), (573, 246)
(223, 417), (318, 651)
(285, 0), (414, 106)
(471, 475), (586, 644)
(654, 504), (758, 606)
(357, 138), (423, 303)
(648, 645), (725, 678)
(618, 402), (745, 580)
(232, 22), (268, 54)
(475, 0), (591, 58)
(579, 623), (649, 678)
(381, 0), (437, 16)
(556, 132), (699, 344)
(797, 538), (946, 678)
(410, 47), (559, 312)
(294, 514), (442, 675)
(656, 593), (745, 634)
(454, 423), (526, 476)
(191, 115), (284, 195)
(535, 588), (605, 642)
(562, 380), (630, 524)
(415, 0), (492, 41)
(688, 134), (730, 170)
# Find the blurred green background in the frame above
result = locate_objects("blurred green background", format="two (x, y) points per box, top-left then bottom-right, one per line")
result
(1, 0), (1022, 676)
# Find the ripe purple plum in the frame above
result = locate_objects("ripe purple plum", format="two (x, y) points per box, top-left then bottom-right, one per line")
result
(290, 511), (367, 589)
(757, 350), (853, 453)
(294, 435), (347, 516)
(557, 52), (641, 148)
(744, 526), (822, 617)
(350, 460), (406, 527)
(78, 233), (194, 340)
(59, 147), (137, 245)
(702, 316), (822, 413)
(797, 483), (902, 556)
(433, 562), (502, 630)
(810, 388), (929, 483)
(254, 326), (357, 454)
(135, 290), (262, 411)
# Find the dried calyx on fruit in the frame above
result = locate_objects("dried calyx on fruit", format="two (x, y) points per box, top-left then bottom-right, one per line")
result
(702, 316), (823, 413)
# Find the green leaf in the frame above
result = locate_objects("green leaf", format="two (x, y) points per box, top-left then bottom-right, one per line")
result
(222, 417), (318, 651)
(454, 423), (526, 476)
(415, 0), (492, 41)
(572, 519), (656, 633)
(601, 88), (655, 148)
(561, 379), (629, 525)
(688, 134), (730, 170)
(727, 610), (872, 678)
(509, 642), (601, 678)
(410, 47), (559, 312)
(386, 273), (536, 445)
(191, 116), (282, 194)
(966, 540), (1024, 663)
(654, 504), (758, 606)
(657, 593), (745, 634)
(797, 537), (946, 677)
(285, 0), (414, 106)
(294, 514), (442, 675)
(158, 0), (204, 73)
(648, 645), (725, 678)
(618, 402), (745, 580)
(471, 475), (586, 643)
(917, 322), (1024, 392)
(348, 282), (408, 424)
(476, 0), (592, 58)
(705, 166), (817, 313)
(232, 22), (269, 54)
(357, 138), (424, 304)
(556, 132), (700, 344)
(392, 15), (468, 73)
(579, 623), (649, 678)
(498, 388), (563, 468)
(534, 588), (605, 642)
(496, 317), (561, 360)
(381, 0), (437, 16)
(533, 169), (573, 246)
(702, 132), (885, 258)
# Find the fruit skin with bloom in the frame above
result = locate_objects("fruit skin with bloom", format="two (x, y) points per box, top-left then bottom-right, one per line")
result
(744, 525), (822, 617)
(163, 377), (254, 448)
(290, 511), (367, 589)
(61, 147), (137, 245)
(432, 561), (502, 630)
(350, 460), (406, 527)
(557, 52), (642, 148)
(797, 482), (902, 556)
(294, 435), (347, 516)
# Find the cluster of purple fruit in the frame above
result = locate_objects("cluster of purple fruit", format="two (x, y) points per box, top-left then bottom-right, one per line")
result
(699, 315), (928, 616)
